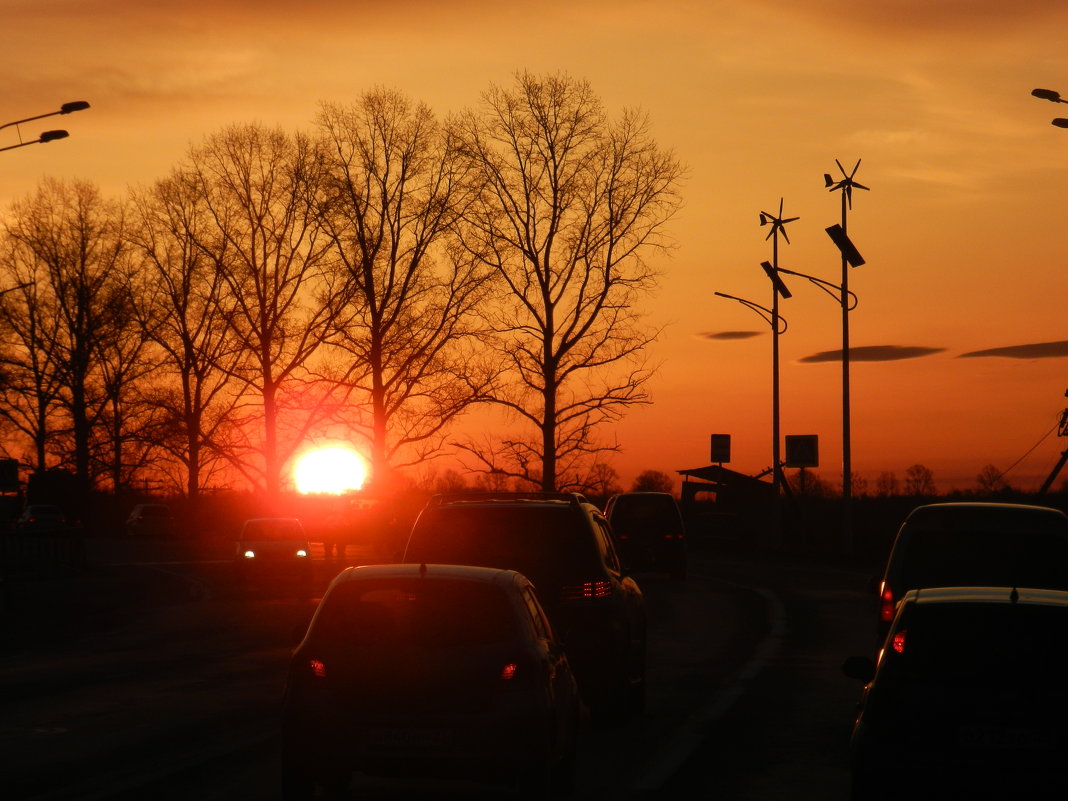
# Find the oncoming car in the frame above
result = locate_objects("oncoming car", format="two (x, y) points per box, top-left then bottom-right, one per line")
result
(235, 517), (311, 591)
(281, 563), (580, 800)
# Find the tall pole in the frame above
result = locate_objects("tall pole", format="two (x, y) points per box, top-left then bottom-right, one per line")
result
(759, 199), (796, 543)
(839, 185), (852, 542)
(824, 159), (868, 551)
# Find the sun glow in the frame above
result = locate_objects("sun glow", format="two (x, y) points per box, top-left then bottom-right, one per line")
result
(294, 447), (368, 494)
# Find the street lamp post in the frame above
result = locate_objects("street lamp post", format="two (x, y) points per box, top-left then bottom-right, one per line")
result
(1031, 88), (1068, 128)
(1, 100), (89, 153)
(823, 159), (868, 550)
(714, 283), (791, 542)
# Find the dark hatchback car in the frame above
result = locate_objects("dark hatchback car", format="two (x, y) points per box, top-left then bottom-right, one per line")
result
(281, 563), (580, 800)
(604, 491), (687, 579)
(875, 502), (1068, 641)
(403, 492), (647, 725)
(844, 586), (1068, 800)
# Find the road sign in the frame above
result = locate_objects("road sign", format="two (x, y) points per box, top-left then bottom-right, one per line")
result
(785, 435), (819, 468)
(711, 434), (731, 464)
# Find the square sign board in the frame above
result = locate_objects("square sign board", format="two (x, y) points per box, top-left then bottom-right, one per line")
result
(785, 435), (819, 468)
(710, 434), (731, 464)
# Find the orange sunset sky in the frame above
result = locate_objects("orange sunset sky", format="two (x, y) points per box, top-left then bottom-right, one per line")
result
(3, 1), (1068, 492)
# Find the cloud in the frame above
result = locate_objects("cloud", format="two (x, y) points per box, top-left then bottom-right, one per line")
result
(701, 331), (763, 341)
(800, 345), (945, 363)
(959, 341), (1068, 359)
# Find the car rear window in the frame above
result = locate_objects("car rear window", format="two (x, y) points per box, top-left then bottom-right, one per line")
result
(405, 505), (601, 584)
(313, 578), (515, 647)
(899, 528), (1068, 592)
(893, 602), (1068, 684)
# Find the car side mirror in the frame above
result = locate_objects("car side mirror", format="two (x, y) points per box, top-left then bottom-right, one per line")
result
(841, 655), (876, 683)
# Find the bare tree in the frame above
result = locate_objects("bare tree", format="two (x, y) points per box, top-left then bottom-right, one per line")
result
(904, 463), (937, 496)
(976, 463), (1009, 494)
(316, 90), (496, 489)
(182, 124), (345, 498)
(874, 471), (899, 497)
(3, 179), (132, 493)
(631, 469), (674, 494)
(127, 169), (241, 498)
(0, 234), (66, 472)
(453, 72), (684, 491)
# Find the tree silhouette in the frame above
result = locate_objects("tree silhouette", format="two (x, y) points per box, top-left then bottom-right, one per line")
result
(453, 72), (684, 490)
(316, 90), (497, 489)
(631, 469), (675, 494)
(904, 463), (936, 496)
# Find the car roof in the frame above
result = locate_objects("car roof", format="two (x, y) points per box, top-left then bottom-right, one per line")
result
(328, 562), (527, 588)
(901, 586), (1068, 608)
(906, 501), (1068, 518)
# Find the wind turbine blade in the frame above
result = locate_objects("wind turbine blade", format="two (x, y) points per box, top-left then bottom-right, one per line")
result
(835, 158), (846, 175)
(853, 181), (871, 191)
(848, 158), (862, 179)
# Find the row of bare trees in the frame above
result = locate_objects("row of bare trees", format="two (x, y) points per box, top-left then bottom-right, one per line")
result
(0, 74), (684, 502)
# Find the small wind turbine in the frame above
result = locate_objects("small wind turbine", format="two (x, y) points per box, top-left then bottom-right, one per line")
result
(823, 158), (869, 211)
(759, 198), (800, 244)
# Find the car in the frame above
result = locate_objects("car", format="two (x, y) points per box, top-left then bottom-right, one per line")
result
(843, 586), (1068, 800)
(874, 502), (1068, 642)
(402, 491), (647, 726)
(235, 517), (312, 591)
(15, 504), (68, 535)
(281, 563), (580, 800)
(604, 491), (688, 579)
(124, 503), (175, 538)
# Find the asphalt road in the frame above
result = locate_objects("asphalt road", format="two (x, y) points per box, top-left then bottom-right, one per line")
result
(1, 537), (878, 800)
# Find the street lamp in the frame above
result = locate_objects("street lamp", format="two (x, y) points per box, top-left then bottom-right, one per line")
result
(0, 129), (69, 153)
(1, 100), (89, 153)
(1031, 88), (1068, 129)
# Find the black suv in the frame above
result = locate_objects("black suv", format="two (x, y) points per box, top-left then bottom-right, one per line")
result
(403, 491), (647, 725)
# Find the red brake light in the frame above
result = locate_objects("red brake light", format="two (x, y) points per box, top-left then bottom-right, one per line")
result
(500, 662), (518, 681)
(560, 580), (612, 601)
(891, 630), (906, 654)
(879, 585), (895, 622)
(309, 658), (327, 678)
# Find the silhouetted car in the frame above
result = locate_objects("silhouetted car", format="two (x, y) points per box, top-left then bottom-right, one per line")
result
(875, 502), (1068, 641)
(15, 504), (68, 535)
(281, 563), (580, 800)
(124, 503), (175, 538)
(604, 491), (687, 579)
(235, 517), (311, 591)
(843, 586), (1068, 800)
(403, 491), (647, 726)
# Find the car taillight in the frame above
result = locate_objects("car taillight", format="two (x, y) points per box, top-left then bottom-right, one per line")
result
(559, 580), (612, 600)
(309, 658), (327, 678)
(879, 585), (895, 622)
(891, 630), (906, 654)
(500, 662), (519, 681)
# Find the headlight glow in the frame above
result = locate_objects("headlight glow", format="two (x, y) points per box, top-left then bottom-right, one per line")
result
(243, 549), (256, 559)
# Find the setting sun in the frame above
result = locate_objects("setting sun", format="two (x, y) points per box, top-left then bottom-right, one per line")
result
(294, 447), (368, 494)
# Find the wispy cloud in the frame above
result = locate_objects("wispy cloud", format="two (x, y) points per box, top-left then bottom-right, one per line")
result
(800, 345), (945, 363)
(701, 331), (763, 341)
(959, 341), (1068, 359)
